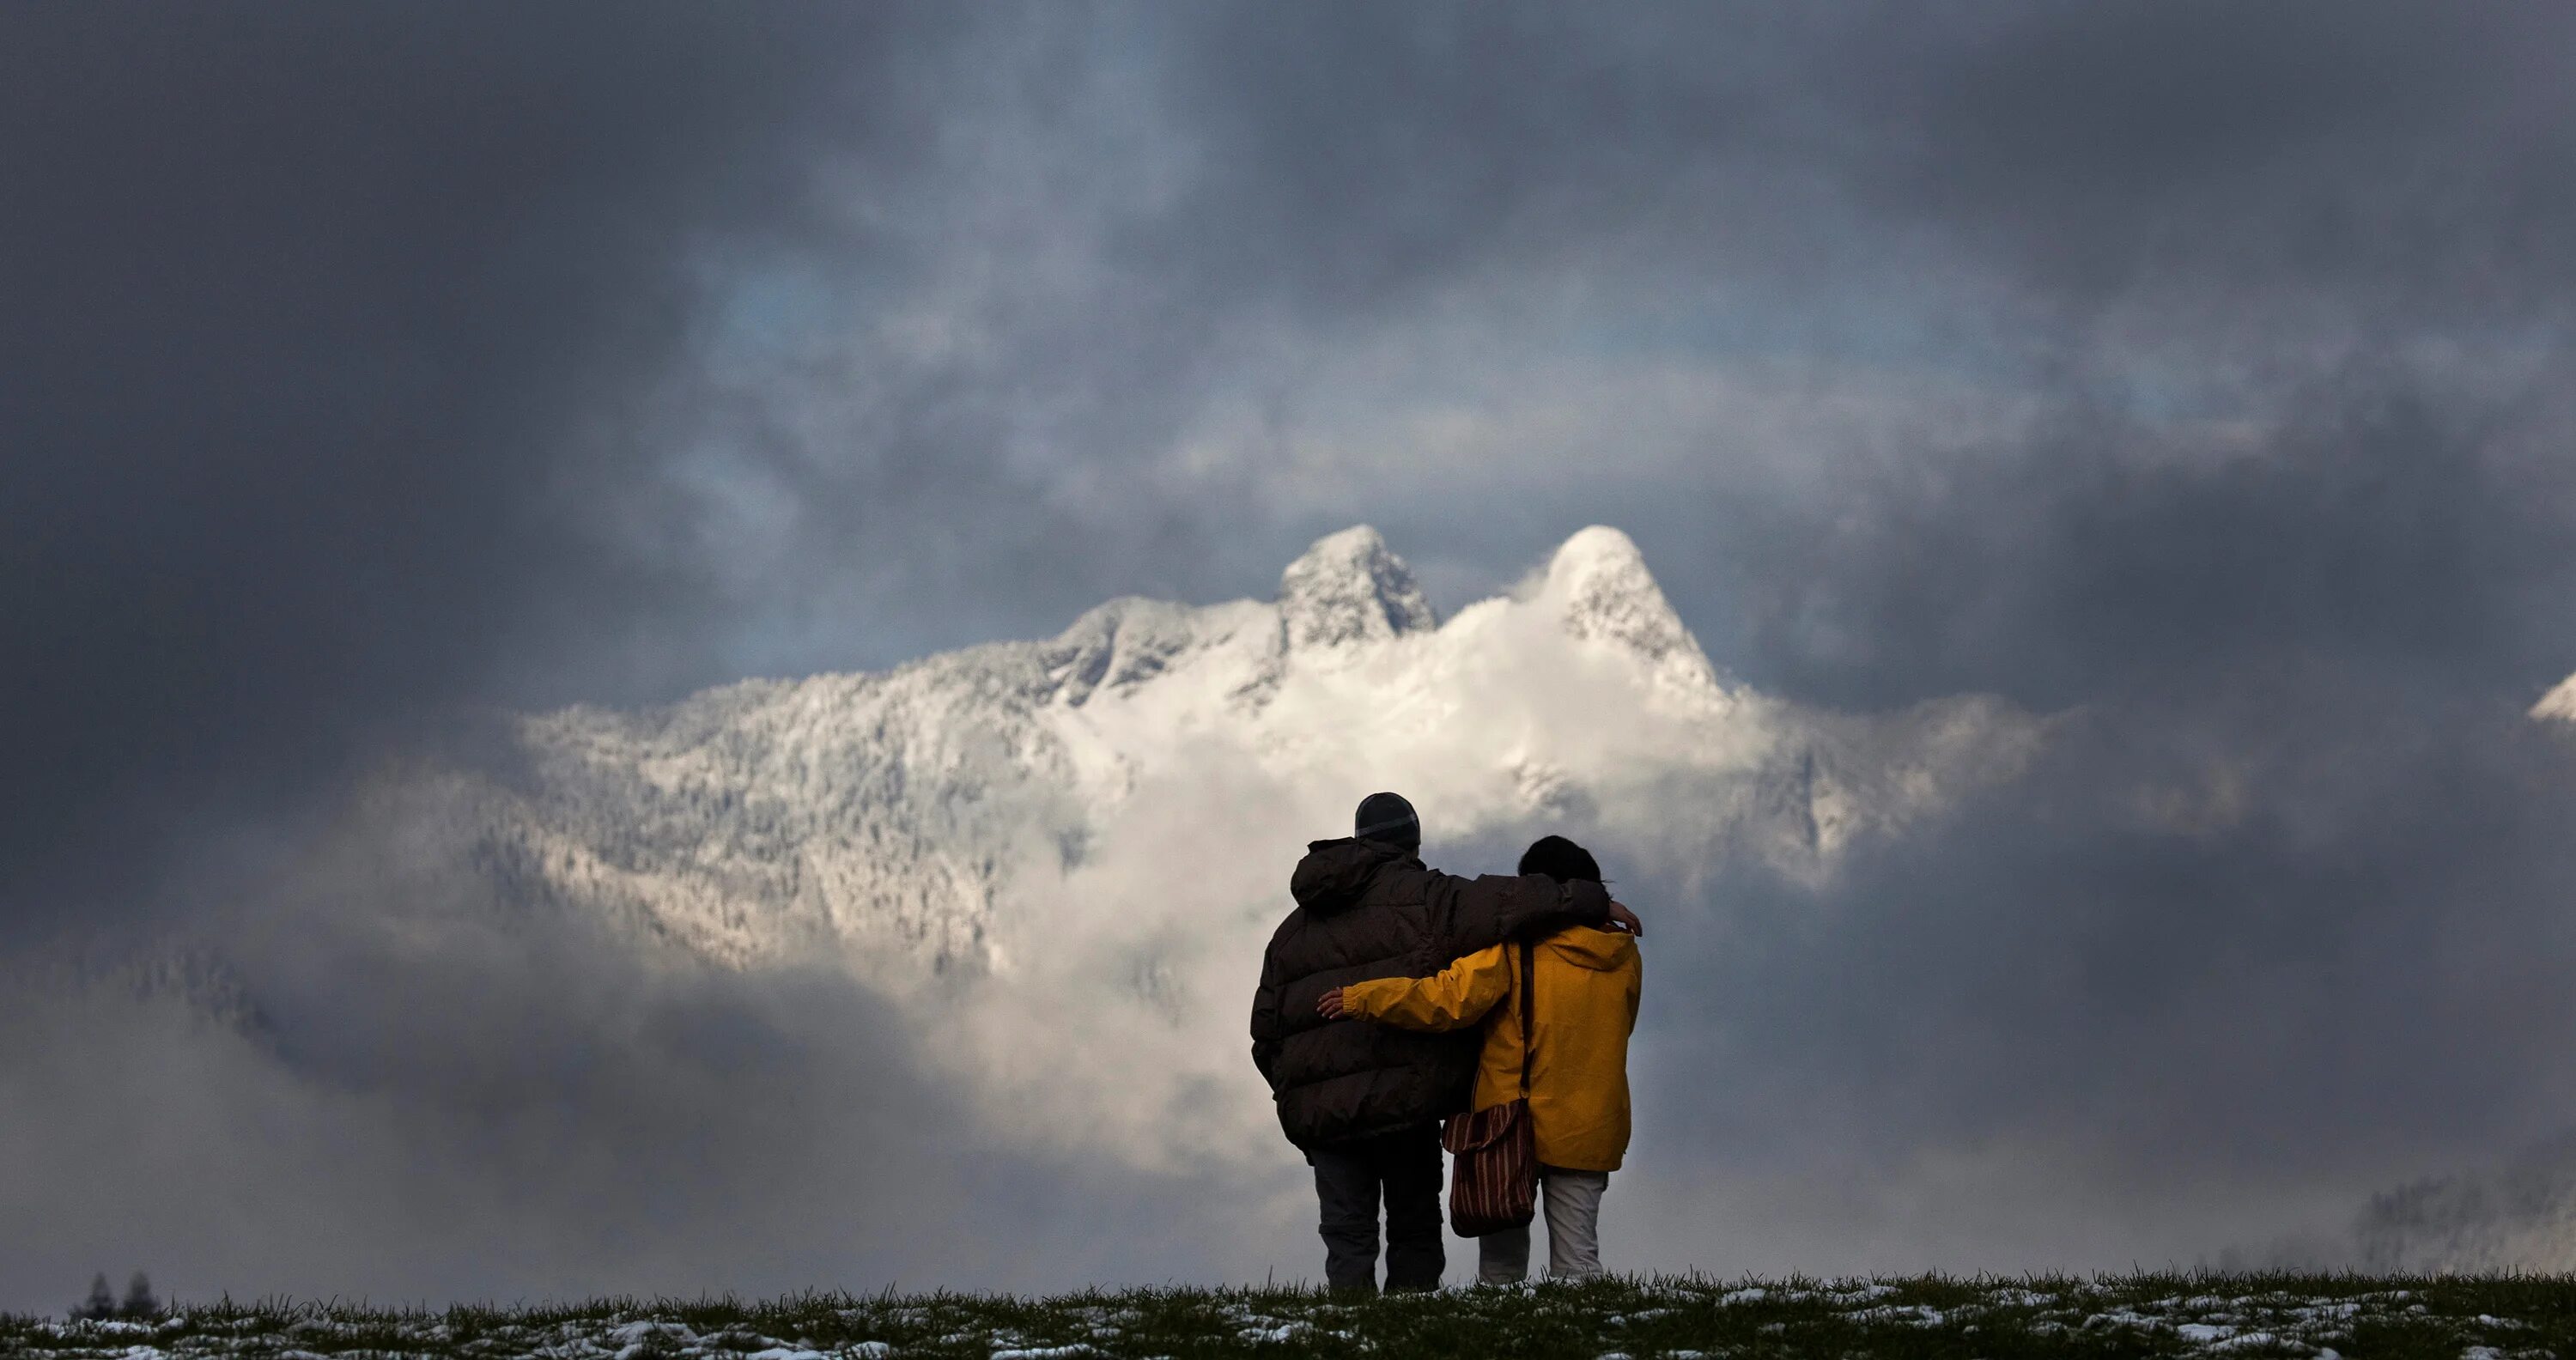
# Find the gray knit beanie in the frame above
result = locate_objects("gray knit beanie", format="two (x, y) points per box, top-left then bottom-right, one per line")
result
(1353, 792), (1420, 848)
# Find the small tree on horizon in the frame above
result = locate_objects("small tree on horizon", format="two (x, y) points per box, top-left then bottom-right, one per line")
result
(120, 1272), (158, 1319)
(76, 1273), (115, 1321)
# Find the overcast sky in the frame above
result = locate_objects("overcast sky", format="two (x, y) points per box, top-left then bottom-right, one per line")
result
(7, 0), (2576, 1309)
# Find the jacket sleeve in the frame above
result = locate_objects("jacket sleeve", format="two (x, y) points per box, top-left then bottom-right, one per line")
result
(1249, 950), (1286, 1093)
(1437, 872), (1608, 961)
(1342, 944), (1511, 1032)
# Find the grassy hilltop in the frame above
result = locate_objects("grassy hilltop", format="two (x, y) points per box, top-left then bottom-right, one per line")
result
(5, 1273), (2573, 1359)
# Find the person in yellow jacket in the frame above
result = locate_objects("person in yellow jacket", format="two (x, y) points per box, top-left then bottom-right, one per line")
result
(1318, 835), (1642, 1283)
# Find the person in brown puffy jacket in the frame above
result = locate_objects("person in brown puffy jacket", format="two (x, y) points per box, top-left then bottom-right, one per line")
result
(1321, 835), (1642, 1283)
(1250, 793), (1640, 1294)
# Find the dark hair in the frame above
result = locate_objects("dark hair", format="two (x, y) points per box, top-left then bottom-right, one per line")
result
(1517, 835), (1601, 883)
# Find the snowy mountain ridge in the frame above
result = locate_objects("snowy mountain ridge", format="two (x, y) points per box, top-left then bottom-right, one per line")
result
(405, 525), (2041, 998)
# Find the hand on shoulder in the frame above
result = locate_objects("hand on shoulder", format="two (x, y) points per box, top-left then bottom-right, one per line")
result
(1606, 900), (1642, 937)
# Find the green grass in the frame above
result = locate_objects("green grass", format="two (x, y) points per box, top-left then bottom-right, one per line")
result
(6, 1273), (2573, 1359)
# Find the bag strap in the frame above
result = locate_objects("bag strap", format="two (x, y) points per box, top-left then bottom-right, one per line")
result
(1516, 938), (1536, 1097)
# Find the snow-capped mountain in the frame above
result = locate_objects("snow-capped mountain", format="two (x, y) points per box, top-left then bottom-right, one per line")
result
(417, 526), (2044, 989)
(2536, 673), (2576, 726)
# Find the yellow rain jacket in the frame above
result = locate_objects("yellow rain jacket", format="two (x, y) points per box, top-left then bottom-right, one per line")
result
(1340, 926), (1642, 1171)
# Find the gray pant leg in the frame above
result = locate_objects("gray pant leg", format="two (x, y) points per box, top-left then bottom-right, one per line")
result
(1540, 1168), (1609, 1279)
(1478, 1224), (1531, 1284)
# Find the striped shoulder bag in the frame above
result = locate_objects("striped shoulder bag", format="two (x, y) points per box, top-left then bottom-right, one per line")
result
(1441, 939), (1538, 1236)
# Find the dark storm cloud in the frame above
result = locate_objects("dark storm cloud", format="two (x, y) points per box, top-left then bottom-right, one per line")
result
(1722, 372), (2576, 712)
(1126, 3), (1864, 332)
(1144, 2), (2576, 319)
(1792, 711), (2576, 1158)
(1866, 2), (2576, 310)
(0, 3), (943, 934)
(1612, 694), (2576, 1268)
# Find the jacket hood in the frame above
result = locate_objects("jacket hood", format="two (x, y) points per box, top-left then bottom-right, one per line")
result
(1291, 837), (1415, 915)
(1545, 924), (1638, 972)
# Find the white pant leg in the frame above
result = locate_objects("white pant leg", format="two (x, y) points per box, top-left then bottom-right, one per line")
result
(1479, 1223), (1531, 1284)
(1540, 1168), (1609, 1279)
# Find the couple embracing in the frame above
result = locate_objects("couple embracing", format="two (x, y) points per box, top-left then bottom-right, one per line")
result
(1249, 792), (1645, 1292)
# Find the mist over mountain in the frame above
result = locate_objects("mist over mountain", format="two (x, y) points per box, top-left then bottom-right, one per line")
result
(474, 525), (2030, 963)
(348, 525), (2041, 1169)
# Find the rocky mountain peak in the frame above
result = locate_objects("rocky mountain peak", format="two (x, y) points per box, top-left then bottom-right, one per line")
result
(1278, 525), (1437, 649)
(1540, 525), (1704, 673)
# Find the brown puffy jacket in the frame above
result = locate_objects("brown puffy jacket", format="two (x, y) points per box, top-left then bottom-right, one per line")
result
(1249, 837), (1610, 1150)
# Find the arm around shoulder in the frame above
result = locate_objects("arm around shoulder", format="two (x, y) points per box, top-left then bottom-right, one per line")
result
(1343, 944), (1512, 1031)
(1442, 871), (1610, 958)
